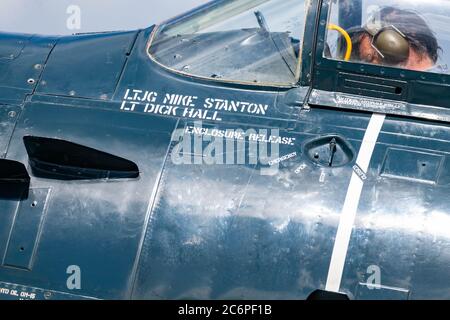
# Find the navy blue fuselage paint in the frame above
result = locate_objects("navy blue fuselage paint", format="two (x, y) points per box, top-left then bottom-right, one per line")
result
(0, 0), (449, 300)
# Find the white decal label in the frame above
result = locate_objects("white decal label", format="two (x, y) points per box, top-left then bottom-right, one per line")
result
(0, 286), (37, 300)
(171, 121), (297, 176)
(336, 94), (405, 112)
(121, 89), (272, 121)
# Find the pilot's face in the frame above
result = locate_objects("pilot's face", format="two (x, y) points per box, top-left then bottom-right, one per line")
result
(358, 33), (434, 71)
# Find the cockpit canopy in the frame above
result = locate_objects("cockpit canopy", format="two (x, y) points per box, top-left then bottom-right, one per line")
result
(148, 0), (307, 86)
(148, 0), (450, 88)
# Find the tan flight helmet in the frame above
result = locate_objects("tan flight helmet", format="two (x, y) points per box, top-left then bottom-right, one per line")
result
(364, 8), (410, 65)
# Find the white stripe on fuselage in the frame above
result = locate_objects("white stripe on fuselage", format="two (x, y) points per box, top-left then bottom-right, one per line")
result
(325, 113), (386, 293)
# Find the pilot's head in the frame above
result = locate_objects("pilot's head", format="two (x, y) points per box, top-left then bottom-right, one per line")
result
(350, 6), (439, 71)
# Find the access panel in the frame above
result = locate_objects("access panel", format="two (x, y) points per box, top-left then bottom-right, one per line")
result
(0, 99), (177, 299)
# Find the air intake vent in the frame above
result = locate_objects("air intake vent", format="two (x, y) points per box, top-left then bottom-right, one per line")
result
(0, 159), (30, 200)
(337, 72), (407, 100)
(23, 136), (139, 180)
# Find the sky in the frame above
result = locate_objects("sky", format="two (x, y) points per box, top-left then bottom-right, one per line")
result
(0, 0), (209, 35)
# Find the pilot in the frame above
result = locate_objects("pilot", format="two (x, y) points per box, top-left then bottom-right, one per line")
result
(348, 6), (442, 72)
